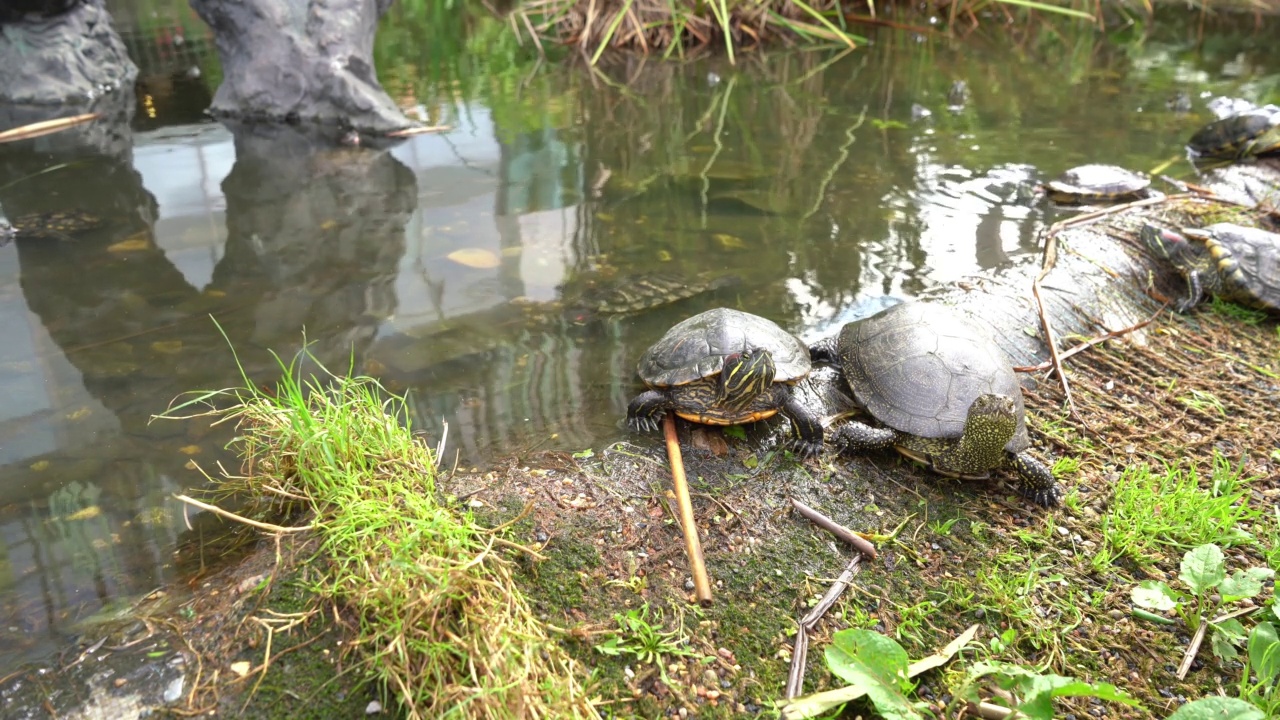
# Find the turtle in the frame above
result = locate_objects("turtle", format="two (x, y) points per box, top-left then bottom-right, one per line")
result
(1043, 164), (1156, 205)
(626, 308), (824, 458)
(6, 209), (103, 241)
(564, 272), (740, 325)
(809, 301), (1062, 507)
(1186, 106), (1280, 162)
(1139, 222), (1280, 313)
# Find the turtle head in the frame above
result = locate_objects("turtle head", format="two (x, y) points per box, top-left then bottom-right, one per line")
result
(958, 393), (1019, 470)
(718, 348), (776, 409)
(1140, 224), (1197, 264)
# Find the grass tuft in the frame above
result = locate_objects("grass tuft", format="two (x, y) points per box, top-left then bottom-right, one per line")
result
(164, 341), (598, 720)
(1093, 452), (1259, 572)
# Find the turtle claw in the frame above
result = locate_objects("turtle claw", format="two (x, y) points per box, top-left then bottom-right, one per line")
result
(791, 439), (824, 460)
(1023, 482), (1064, 508)
(626, 413), (663, 434)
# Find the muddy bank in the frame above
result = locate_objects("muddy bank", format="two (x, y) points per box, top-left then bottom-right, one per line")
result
(3, 159), (1278, 718)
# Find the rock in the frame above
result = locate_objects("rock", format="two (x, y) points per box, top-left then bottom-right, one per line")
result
(189, 0), (416, 135)
(0, 0), (137, 106)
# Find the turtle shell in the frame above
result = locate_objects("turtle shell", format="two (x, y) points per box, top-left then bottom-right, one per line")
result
(11, 209), (103, 239)
(1187, 108), (1280, 160)
(836, 301), (1029, 453)
(1046, 164), (1150, 200)
(638, 308), (811, 388)
(1201, 223), (1280, 310)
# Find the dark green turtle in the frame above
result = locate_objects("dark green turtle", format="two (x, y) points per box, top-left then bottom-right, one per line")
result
(626, 308), (823, 457)
(1044, 164), (1155, 205)
(1140, 223), (1280, 313)
(1186, 106), (1280, 162)
(564, 272), (739, 325)
(7, 209), (103, 240)
(810, 302), (1062, 507)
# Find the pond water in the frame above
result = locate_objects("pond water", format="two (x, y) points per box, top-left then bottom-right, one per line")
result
(1, 0), (1278, 673)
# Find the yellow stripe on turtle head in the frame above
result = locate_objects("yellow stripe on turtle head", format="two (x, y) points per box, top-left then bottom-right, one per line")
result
(718, 348), (776, 409)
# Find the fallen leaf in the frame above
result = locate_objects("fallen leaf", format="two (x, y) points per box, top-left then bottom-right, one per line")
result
(713, 233), (747, 250)
(151, 341), (183, 354)
(446, 248), (501, 269)
(30, 460), (49, 472)
(179, 445), (202, 456)
(107, 238), (151, 253)
(67, 506), (102, 521)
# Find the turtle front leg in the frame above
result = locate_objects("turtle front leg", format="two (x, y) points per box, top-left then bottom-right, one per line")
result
(775, 386), (824, 459)
(833, 421), (897, 453)
(626, 390), (670, 433)
(808, 337), (840, 366)
(1008, 452), (1063, 508)
(1175, 269), (1207, 313)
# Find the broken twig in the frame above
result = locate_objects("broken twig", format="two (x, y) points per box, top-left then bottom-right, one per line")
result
(1012, 304), (1165, 373)
(664, 414), (712, 606)
(790, 498), (878, 559)
(785, 554), (862, 699)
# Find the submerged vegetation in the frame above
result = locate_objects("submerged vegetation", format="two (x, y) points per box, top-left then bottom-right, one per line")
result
(164, 347), (597, 720)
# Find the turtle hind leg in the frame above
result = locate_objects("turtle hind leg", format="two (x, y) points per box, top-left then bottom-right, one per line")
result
(1008, 452), (1063, 508)
(808, 337), (840, 366)
(833, 420), (896, 454)
(776, 386), (824, 459)
(626, 390), (670, 433)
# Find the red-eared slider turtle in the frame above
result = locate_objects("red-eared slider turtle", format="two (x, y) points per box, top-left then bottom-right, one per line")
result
(809, 302), (1062, 507)
(1140, 222), (1280, 313)
(6, 209), (103, 241)
(1044, 164), (1155, 205)
(1186, 106), (1280, 162)
(626, 308), (824, 457)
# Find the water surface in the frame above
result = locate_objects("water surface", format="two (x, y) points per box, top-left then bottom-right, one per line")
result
(1, 1), (1279, 672)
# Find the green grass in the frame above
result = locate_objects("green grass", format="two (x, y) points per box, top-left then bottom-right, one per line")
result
(1093, 452), (1259, 572)
(162, 341), (597, 720)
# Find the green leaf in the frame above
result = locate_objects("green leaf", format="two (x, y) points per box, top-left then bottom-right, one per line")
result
(1219, 567), (1275, 602)
(1017, 676), (1143, 720)
(1213, 618), (1248, 642)
(722, 425), (746, 440)
(1180, 544), (1226, 595)
(824, 629), (922, 720)
(1165, 696), (1265, 720)
(966, 662), (1142, 720)
(1131, 580), (1179, 611)
(1247, 622), (1280, 683)
(1210, 628), (1239, 663)
(571, 448), (595, 459)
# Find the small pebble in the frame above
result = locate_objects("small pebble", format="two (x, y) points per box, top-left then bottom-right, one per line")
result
(685, 578), (695, 591)
(366, 700), (383, 714)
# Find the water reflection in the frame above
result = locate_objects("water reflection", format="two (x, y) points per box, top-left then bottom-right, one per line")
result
(2, 4), (1280, 673)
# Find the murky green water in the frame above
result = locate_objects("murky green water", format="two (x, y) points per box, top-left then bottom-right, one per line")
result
(1, 0), (1278, 673)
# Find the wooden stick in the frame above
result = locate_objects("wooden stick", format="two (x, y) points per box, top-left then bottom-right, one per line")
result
(1176, 620), (1207, 680)
(791, 499), (878, 559)
(664, 414), (712, 606)
(0, 112), (100, 144)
